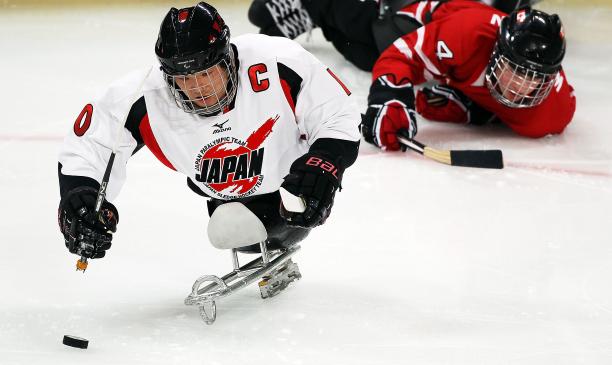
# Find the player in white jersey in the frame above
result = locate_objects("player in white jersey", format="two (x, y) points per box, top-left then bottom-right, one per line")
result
(58, 2), (360, 260)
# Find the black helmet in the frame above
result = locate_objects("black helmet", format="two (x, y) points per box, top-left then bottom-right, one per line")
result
(155, 2), (238, 116)
(490, 0), (534, 15)
(497, 7), (565, 74)
(155, 2), (231, 75)
(486, 7), (566, 108)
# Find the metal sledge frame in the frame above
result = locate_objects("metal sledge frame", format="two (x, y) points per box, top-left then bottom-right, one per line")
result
(185, 242), (301, 325)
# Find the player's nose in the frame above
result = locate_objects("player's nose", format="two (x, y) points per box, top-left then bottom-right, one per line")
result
(182, 76), (199, 89)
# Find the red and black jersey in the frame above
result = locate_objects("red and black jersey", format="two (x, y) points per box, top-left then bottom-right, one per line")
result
(59, 34), (360, 202)
(373, 0), (576, 137)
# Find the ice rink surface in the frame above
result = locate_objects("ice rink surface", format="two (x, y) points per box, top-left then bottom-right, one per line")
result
(1, 1), (611, 364)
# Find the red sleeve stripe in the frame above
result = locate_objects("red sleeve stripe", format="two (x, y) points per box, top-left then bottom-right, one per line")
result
(326, 68), (352, 96)
(280, 78), (296, 115)
(138, 114), (176, 171)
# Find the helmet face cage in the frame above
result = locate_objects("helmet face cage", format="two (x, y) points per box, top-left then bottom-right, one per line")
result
(485, 48), (558, 109)
(162, 47), (238, 116)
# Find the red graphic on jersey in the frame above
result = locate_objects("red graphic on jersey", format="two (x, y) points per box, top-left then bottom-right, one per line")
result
(195, 116), (279, 197)
(327, 68), (352, 96)
(74, 104), (93, 137)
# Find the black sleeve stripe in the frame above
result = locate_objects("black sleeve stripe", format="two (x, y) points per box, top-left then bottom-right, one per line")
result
(125, 95), (147, 147)
(58, 163), (100, 198)
(277, 62), (303, 106)
(132, 144), (145, 155)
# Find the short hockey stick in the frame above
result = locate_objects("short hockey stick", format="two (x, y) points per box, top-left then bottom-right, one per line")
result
(76, 66), (154, 272)
(396, 129), (504, 169)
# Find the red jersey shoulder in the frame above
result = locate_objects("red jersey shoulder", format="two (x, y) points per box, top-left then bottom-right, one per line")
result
(398, 0), (491, 21)
(428, 7), (503, 67)
(430, 0), (499, 20)
(372, 4), (504, 83)
(438, 7), (505, 30)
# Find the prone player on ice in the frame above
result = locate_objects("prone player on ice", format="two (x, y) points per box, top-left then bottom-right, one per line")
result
(246, 0), (537, 71)
(247, 1), (575, 148)
(57, 2), (360, 310)
(360, 4), (576, 151)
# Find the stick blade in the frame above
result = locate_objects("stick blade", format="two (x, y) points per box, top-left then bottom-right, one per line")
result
(450, 150), (504, 169)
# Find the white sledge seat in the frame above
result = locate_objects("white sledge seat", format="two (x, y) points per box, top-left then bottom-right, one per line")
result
(207, 202), (268, 250)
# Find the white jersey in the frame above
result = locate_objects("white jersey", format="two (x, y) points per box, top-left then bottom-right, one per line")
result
(59, 34), (360, 201)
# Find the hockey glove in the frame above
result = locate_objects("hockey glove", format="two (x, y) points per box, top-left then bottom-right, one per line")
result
(360, 75), (417, 151)
(416, 84), (497, 125)
(58, 186), (118, 259)
(280, 153), (343, 228)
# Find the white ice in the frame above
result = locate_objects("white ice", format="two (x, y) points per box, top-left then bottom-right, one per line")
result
(1, 1), (611, 364)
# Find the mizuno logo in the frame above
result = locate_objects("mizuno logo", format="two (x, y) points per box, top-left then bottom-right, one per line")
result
(212, 120), (231, 134)
(213, 120), (229, 129)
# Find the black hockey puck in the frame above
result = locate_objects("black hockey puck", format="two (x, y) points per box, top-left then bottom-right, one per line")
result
(63, 335), (88, 349)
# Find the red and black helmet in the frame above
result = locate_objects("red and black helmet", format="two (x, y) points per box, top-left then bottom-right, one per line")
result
(155, 2), (238, 116)
(496, 7), (566, 74)
(155, 2), (231, 75)
(485, 7), (566, 108)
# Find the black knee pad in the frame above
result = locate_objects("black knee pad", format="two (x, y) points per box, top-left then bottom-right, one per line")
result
(248, 0), (273, 28)
(248, 0), (288, 37)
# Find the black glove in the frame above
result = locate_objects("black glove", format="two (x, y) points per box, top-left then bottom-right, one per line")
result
(58, 186), (119, 259)
(280, 153), (343, 228)
(360, 76), (418, 151)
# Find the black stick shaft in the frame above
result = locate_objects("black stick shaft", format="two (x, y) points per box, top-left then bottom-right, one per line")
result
(396, 133), (424, 154)
(94, 152), (116, 214)
(78, 152), (117, 270)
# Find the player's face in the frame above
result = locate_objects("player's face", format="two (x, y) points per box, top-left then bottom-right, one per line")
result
(174, 64), (229, 108)
(494, 60), (542, 104)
